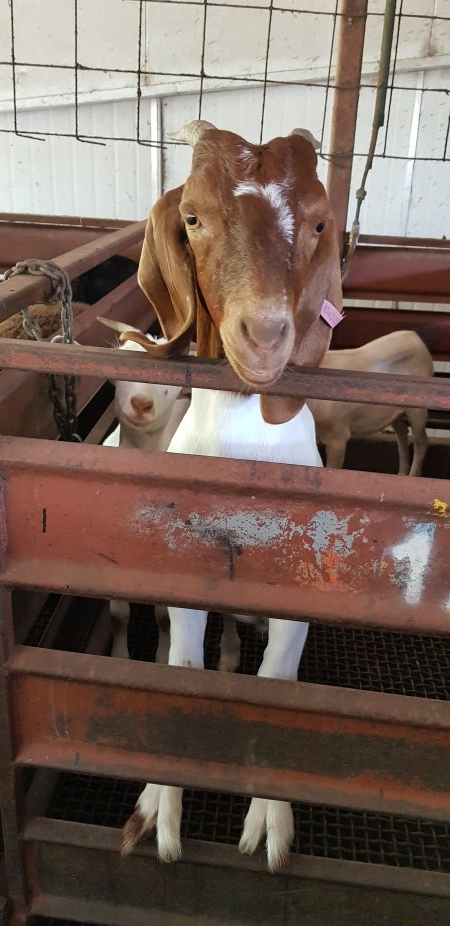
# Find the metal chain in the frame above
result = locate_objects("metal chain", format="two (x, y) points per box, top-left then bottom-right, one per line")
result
(3, 259), (81, 441)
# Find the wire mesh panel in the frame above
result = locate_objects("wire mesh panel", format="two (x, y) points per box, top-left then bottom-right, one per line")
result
(0, 1), (448, 230)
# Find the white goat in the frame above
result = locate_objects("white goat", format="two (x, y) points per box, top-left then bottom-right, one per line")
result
(118, 121), (343, 872)
(308, 330), (433, 475)
(124, 394), (321, 871)
(102, 330), (189, 660)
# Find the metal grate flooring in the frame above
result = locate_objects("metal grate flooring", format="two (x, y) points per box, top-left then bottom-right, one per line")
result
(42, 604), (450, 877)
(130, 603), (450, 699)
(49, 771), (450, 873)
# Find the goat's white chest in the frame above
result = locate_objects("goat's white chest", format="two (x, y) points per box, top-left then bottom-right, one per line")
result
(168, 389), (322, 468)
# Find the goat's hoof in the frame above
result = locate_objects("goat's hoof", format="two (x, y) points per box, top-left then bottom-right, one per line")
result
(157, 785), (183, 862)
(239, 797), (267, 857)
(239, 798), (293, 872)
(121, 809), (148, 857)
(121, 783), (161, 857)
(157, 829), (183, 863)
(121, 784), (183, 863)
(266, 832), (292, 873)
(110, 642), (130, 660)
(218, 652), (240, 673)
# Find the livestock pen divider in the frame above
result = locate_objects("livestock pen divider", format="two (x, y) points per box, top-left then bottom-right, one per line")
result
(1, 219), (450, 923)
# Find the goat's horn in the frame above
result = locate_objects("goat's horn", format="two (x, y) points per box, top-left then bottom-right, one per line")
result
(97, 316), (139, 334)
(290, 128), (320, 150)
(167, 120), (216, 147)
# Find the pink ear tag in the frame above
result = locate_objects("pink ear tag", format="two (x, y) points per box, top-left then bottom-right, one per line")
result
(320, 299), (344, 329)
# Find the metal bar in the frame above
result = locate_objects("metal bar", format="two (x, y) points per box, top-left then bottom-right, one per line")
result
(22, 818), (450, 900)
(332, 307), (450, 360)
(1, 438), (450, 634)
(11, 589), (49, 645)
(24, 854), (450, 925)
(359, 235), (450, 249)
(82, 600), (116, 656)
(25, 770), (60, 821)
(0, 212), (133, 228)
(0, 590), (28, 918)
(326, 0), (368, 255)
(8, 645), (450, 820)
(0, 220), (146, 320)
(0, 214), (137, 271)
(344, 244), (450, 303)
(0, 339), (448, 410)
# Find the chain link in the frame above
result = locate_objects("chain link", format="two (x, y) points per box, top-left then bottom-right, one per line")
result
(3, 259), (81, 441)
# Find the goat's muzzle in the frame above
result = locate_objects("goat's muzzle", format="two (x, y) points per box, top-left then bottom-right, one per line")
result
(221, 311), (295, 387)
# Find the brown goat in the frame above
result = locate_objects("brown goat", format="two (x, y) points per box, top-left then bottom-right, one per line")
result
(120, 119), (343, 423)
(119, 120), (343, 872)
(309, 330), (433, 475)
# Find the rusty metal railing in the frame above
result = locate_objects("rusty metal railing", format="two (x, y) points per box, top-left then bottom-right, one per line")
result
(1, 223), (450, 922)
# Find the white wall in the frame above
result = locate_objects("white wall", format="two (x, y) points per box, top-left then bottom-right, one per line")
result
(0, 0), (448, 234)
(0, 96), (160, 219)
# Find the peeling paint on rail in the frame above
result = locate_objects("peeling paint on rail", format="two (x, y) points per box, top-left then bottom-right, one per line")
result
(133, 504), (292, 550)
(132, 504), (378, 593)
(132, 501), (450, 607)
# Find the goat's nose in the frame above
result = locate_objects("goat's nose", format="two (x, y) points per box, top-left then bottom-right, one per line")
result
(240, 317), (289, 350)
(131, 395), (154, 414)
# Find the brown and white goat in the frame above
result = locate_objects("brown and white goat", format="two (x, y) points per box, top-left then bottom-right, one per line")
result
(119, 120), (343, 872)
(308, 330), (433, 475)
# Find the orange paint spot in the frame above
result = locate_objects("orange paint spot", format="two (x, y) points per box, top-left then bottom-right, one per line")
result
(323, 547), (340, 583)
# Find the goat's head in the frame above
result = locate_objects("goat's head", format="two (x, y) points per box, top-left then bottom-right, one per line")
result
(115, 339), (181, 432)
(98, 319), (182, 432)
(133, 121), (342, 422)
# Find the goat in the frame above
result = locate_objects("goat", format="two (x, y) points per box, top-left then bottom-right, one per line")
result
(0, 302), (87, 339)
(101, 327), (189, 659)
(308, 330), (433, 475)
(117, 120), (343, 872)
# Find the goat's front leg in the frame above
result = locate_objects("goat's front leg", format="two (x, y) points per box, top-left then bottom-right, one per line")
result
(121, 607), (207, 862)
(392, 415), (410, 475)
(405, 408), (429, 477)
(324, 436), (347, 470)
(109, 599), (130, 659)
(218, 613), (242, 672)
(239, 617), (309, 872)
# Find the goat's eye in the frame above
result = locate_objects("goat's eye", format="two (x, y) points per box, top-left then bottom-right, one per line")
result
(185, 214), (199, 228)
(315, 221), (325, 233)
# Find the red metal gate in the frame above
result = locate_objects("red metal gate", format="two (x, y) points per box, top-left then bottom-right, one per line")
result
(1, 219), (450, 924)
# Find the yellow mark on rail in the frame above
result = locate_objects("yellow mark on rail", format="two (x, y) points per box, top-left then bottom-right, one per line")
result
(433, 499), (448, 517)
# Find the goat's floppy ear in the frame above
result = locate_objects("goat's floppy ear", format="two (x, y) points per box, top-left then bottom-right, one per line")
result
(97, 317), (140, 335)
(294, 217), (343, 367)
(137, 186), (197, 355)
(260, 217), (343, 425)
